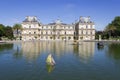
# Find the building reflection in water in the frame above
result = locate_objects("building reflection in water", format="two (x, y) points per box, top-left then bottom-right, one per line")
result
(13, 42), (22, 59)
(21, 41), (41, 61)
(36, 41), (73, 57)
(73, 42), (95, 63)
(16, 41), (95, 62)
(20, 41), (69, 61)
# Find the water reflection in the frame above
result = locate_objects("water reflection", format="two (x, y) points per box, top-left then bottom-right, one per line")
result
(20, 41), (69, 60)
(46, 65), (55, 73)
(97, 45), (104, 50)
(13, 43), (22, 59)
(0, 43), (13, 52)
(21, 41), (41, 61)
(73, 42), (95, 63)
(1, 41), (120, 80)
(16, 41), (64, 60)
(107, 43), (120, 60)
(11, 41), (95, 62)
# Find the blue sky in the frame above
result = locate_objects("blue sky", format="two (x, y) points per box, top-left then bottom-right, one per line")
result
(0, 0), (120, 30)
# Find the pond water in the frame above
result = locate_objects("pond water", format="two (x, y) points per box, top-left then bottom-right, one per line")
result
(0, 41), (120, 80)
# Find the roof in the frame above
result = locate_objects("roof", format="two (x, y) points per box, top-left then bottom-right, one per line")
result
(48, 22), (67, 25)
(23, 16), (39, 22)
(79, 16), (93, 23)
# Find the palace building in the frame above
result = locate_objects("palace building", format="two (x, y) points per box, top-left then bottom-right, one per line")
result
(21, 16), (95, 40)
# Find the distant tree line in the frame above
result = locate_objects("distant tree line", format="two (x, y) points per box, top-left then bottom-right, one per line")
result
(96, 16), (120, 40)
(0, 23), (22, 40)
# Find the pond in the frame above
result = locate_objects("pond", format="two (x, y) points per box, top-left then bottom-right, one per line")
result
(0, 41), (120, 80)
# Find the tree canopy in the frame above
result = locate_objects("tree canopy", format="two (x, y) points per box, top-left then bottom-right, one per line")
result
(4, 26), (13, 39)
(13, 24), (22, 34)
(104, 16), (120, 38)
(0, 24), (14, 40)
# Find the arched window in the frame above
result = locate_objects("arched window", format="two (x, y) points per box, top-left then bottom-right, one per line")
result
(81, 30), (83, 34)
(74, 32), (76, 35)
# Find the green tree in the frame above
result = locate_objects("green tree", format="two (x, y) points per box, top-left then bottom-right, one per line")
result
(0, 24), (5, 40)
(95, 31), (103, 39)
(4, 26), (13, 39)
(13, 24), (22, 39)
(112, 16), (120, 30)
(13, 24), (22, 34)
(104, 16), (120, 38)
(105, 24), (116, 38)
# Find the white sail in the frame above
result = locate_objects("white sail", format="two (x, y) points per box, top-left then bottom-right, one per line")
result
(46, 54), (55, 65)
(51, 57), (55, 64)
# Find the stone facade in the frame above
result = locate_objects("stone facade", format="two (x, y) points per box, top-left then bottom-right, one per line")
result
(21, 16), (95, 41)
(75, 16), (95, 40)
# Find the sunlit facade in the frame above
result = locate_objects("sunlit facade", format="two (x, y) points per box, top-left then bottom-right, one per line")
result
(21, 16), (95, 40)
(75, 16), (95, 40)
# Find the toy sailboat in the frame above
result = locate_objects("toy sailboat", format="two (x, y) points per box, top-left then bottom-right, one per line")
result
(46, 54), (55, 66)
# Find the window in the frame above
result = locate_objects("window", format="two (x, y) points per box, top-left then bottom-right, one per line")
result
(57, 32), (60, 35)
(81, 30), (83, 34)
(65, 32), (66, 35)
(86, 31), (87, 35)
(91, 31), (92, 34)
(91, 25), (92, 29)
(50, 37), (52, 39)
(29, 26), (31, 28)
(68, 37), (71, 40)
(74, 32), (76, 35)
(41, 32), (43, 34)
(83, 31), (86, 34)
(38, 29), (40, 31)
